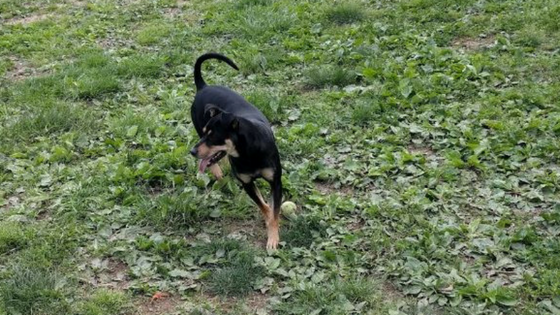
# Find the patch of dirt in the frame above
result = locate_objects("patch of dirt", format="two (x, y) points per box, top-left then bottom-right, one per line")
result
(451, 35), (496, 51)
(163, 7), (182, 19)
(196, 291), (269, 313)
(65, 0), (87, 6)
(380, 281), (406, 301)
(0, 194), (21, 212)
(222, 218), (266, 248)
(407, 144), (434, 156)
(244, 292), (269, 312)
(407, 143), (444, 163)
(136, 294), (184, 315)
(347, 218), (365, 232)
(93, 258), (131, 290)
(146, 185), (168, 197)
(315, 181), (353, 196)
(5, 13), (52, 26)
(36, 209), (52, 221)
(163, 1), (189, 19)
(4, 56), (44, 81)
(97, 37), (135, 51)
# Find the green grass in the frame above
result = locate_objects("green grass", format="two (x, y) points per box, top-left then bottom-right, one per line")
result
(136, 22), (172, 46)
(281, 214), (325, 248)
(0, 222), (28, 255)
(305, 66), (357, 89)
(324, 2), (366, 25)
(76, 289), (130, 315)
(274, 278), (387, 314)
(5, 101), (97, 144)
(207, 248), (265, 297)
(0, 265), (69, 314)
(1, 0), (560, 313)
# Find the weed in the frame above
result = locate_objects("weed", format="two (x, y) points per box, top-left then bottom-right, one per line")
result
(274, 278), (385, 314)
(245, 89), (288, 122)
(0, 265), (69, 314)
(136, 22), (172, 46)
(5, 101), (97, 143)
(281, 215), (325, 248)
(76, 289), (131, 315)
(207, 247), (264, 297)
(135, 191), (212, 228)
(235, 0), (274, 8)
(305, 66), (356, 89)
(351, 97), (383, 126)
(324, 3), (366, 25)
(117, 55), (166, 78)
(237, 7), (297, 38)
(0, 222), (28, 255)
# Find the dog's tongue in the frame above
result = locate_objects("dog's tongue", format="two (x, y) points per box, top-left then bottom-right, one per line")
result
(198, 157), (212, 173)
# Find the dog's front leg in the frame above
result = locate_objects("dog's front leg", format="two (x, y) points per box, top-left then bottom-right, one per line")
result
(209, 164), (223, 180)
(241, 181), (271, 222)
(266, 176), (283, 250)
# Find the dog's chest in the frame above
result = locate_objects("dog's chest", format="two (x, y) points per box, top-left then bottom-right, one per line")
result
(236, 167), (275, 183)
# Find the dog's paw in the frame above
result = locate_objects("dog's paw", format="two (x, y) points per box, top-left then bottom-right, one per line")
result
(266, 220), (279, 250)
(210, 164), (223, 180)
(266, 235), (279, 250)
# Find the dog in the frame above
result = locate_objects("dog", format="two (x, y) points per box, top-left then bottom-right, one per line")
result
(189, 53), (283, 250)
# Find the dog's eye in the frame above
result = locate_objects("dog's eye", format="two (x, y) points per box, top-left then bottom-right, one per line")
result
(206, 134), (217, 143)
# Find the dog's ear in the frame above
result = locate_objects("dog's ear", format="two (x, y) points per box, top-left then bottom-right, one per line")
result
(221, 113), (240, 131)
(204, 104), (222, 119)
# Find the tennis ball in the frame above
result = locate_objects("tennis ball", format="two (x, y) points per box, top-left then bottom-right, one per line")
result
(281, 201), (297, 217)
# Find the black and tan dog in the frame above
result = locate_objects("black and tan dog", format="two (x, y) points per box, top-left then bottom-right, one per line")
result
(189, 53), (283, 250)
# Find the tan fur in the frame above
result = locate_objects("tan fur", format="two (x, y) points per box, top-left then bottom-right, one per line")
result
(260, 168), (274, 181)
(196, 143), (211, 158)
(237, 173), (252, 184)
(210, 164), (223, 180)
(225, 139), (239, 157)
(196, 143), (227, 159)
(266, 216), (280, 250)
(254, 187), (271, 220)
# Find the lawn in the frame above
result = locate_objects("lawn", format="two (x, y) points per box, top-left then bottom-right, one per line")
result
(1, 0), (559, 314)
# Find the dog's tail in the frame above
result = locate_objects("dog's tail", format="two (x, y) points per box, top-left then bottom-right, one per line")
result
(194, 53), (239, 91)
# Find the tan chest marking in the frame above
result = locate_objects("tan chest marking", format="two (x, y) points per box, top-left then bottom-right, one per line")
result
(260, 168), (275, 181)
(225, 139), (239, 157)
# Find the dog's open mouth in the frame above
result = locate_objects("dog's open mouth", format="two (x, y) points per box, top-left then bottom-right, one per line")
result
(198, 151), (226, 173)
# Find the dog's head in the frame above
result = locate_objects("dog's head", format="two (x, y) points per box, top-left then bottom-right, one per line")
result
(190, 104), (240, 173)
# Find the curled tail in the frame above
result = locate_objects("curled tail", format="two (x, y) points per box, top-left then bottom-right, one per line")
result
(194, 53), (239, 91)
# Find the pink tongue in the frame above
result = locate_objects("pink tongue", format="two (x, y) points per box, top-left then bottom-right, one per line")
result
(198, 158), (211, 173)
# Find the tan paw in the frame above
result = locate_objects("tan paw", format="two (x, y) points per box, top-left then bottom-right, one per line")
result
(266, 219), (279, 250)
(209, 164), (223, 180)
(266, 234), (279, 250)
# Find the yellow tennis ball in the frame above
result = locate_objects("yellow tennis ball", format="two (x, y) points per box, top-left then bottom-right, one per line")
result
(281, 201), (297, 217)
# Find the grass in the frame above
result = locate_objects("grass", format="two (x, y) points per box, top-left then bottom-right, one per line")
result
(274, 278), (386, 314)
(324, 2), (366, 25)
(0, 222), (28, 255)
(5, 101), (97, 144)
(1, 0), (560, 313)
(281, 214), (325, 248)
(305, 66), (357, 89)
(76, 289), (130, 315)
(207, 248), (265, 297)
(0, 265), (69, 314)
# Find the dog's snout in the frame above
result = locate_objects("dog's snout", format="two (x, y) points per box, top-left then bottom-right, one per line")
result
(190, 147), (198, 157)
